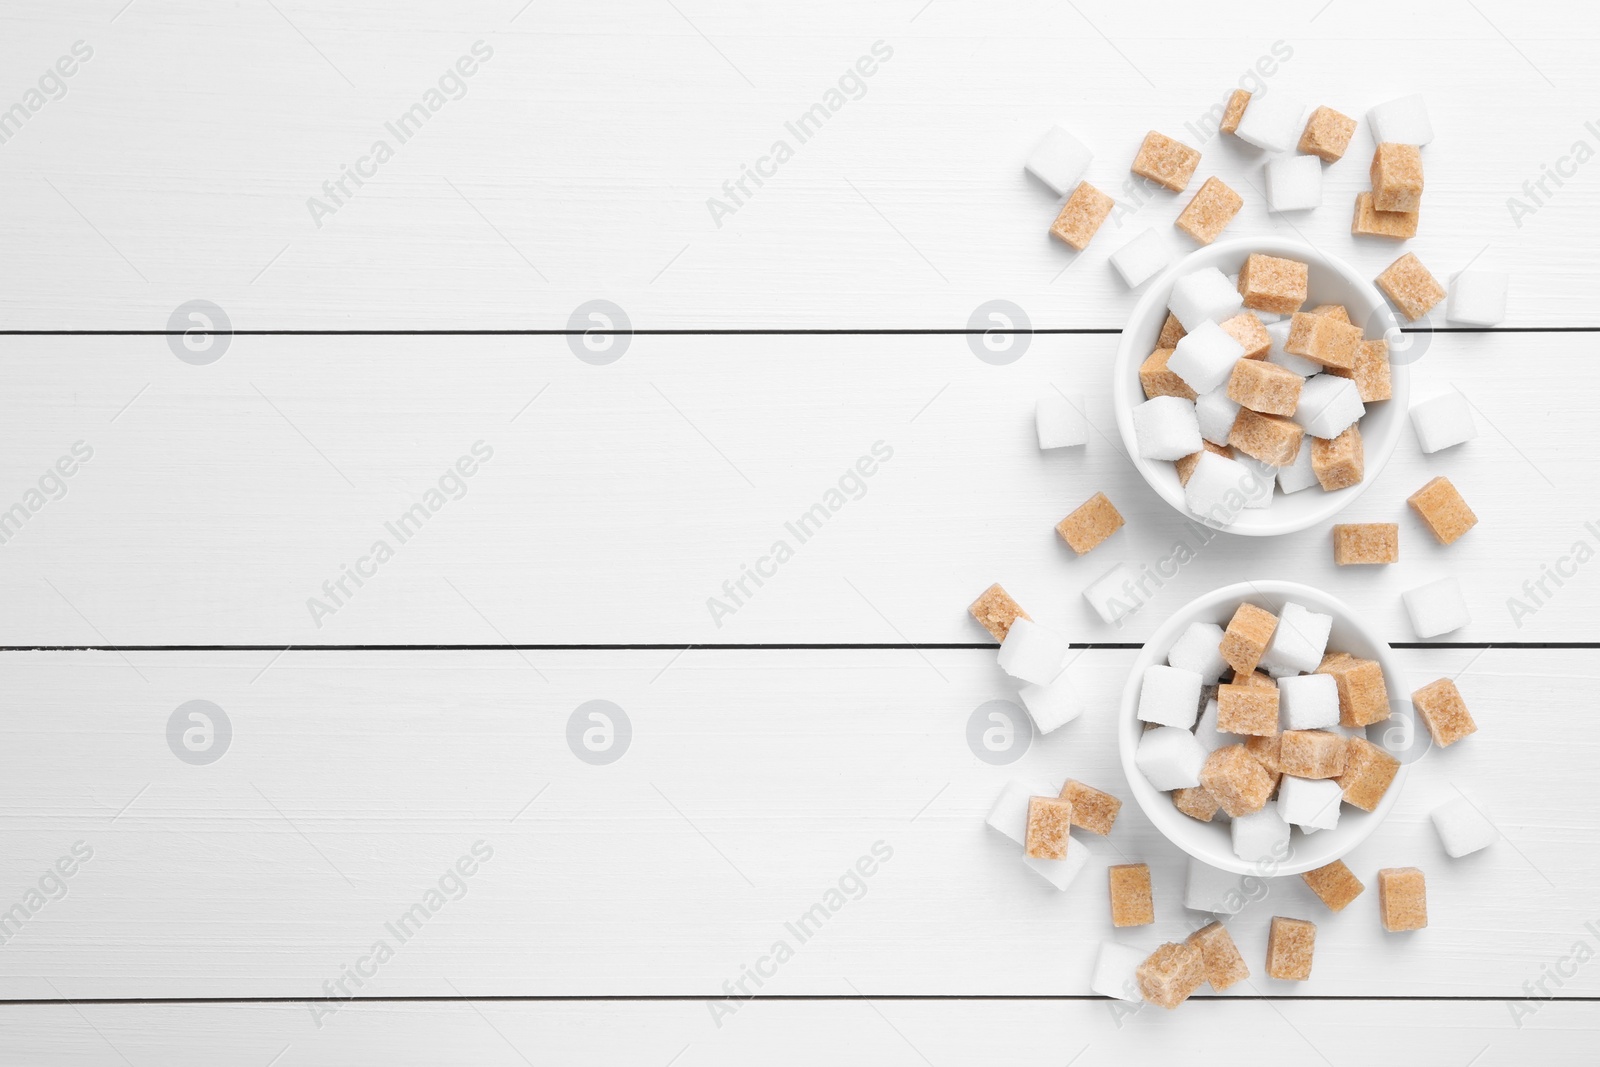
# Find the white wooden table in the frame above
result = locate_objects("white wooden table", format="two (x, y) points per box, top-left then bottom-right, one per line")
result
(2, 1), (1597, 1062)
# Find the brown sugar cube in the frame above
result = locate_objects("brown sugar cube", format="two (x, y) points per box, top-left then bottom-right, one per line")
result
(1220, 602), (1278, 675)
(1298, 105), (1357, 162)
(1317, 655), (1390, 728)
(1329, 338), (1393, 401)
(1238, 253), (1309, 314)
(1317, 650), (1352, 673)
(1312, 425), (1364, 491)
(1221, 89), (1250, 135)
(1377, 867), (1428, 931)
(1131, 130), (1201, 193)
(1285, 311), (1361, 371)
(1228, 358), (1304, 416)
(1337, 737), (1400, 812)
(1219, 312), (1272, 359)
(1279, 730), (1349, 779)
(1024, 795), (1072, 860)
(1309, 303), (1351, 323)
(1056, 492), (1125, 556)
(1200, 744), (1276, 816)
(1229, 409), (1305, 467)
(1173, 785), (1220, 822)
(1175, 176), (1243, 245)
(1234, 669), (1277, 690)
(1301, 860), (1365, 912)
(1266, 916), (1317, 980)
(1108, 863), (1155, 927)
(1176, 441), (1233, 485)
(1058, 779), (1122, 835)
(1412, 677), (1477, 747)
(1188, 921), (1251, 991)
(1376, 253), (1446, 321)
(1140, 347), (1198, 401)
(1049, 181), (1115, 250)
(1333, 523), (1399, 565)
(969, 583), (1030, 641)
(1371, 142), (1424, 212)
(1352, 191), (1420, 240)
(1136, 942), (1206, 1009)
(1158, 312), (1187, 349)
(1217, 684), (1279, 737)
(1407, 476), (1478, 546)
(1244, 733), (1284, 792)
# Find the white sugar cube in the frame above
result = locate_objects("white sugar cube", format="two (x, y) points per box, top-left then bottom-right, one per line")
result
(1265, 154), (1323, 212)
(1036, 394), (1088, 450)
(1231, 807), (1292, 864)
(1185, 451), (1254, 528)
(1431, 796), (1498, 857)
(1259, 602), (1333, 677)
(1084, 562), (1141, 627)
(1233, 94), (1305, 153)
(1277, 776), (1343, 831)
(1184, 856), (1248, 914)
(1447, 271), (1508, 326)
(1133, 395), (1203, 461)
(1024, 125), (1094, 197)
(1168, 621), (1228, 682)
(1368, 94), (1434, 146)
(1295, 374), (1365, 439)
(1110, 227), (1174, 288)
(1019, 671), (1084, 734)
(1278, 673), (1340, 730)
(996, 617), (1070, 685)
(1195, 386), (1242, 447)
(1139, 664), (1205, 728)
(1025, 836), (1090, 889)
(1136, 725), (1207, 790)
(1410, 392), (1478, 453)
(1091, 942), (1148, 1002)
(1168, 320), (1246, 394)
(1276, 437), (1319, 494)
(1237, 455), (1276, 509)
(1169, 267), (1244, 330)
(1265, 319), (1321, 377)
(983, 779), (1040, 845)
(1403, 577), (1470, 638)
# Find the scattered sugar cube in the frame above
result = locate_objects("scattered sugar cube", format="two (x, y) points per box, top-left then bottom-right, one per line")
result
(1409, 392), (1478, 453)
(1221, 603), (1278, 676)
(1338, 737), (1401, 811)
(1298, 105), (1357, 162)
(1446, 270), (1508, 326)
(1169, 267), (1244, 330)
(1277, 437), (1320, 494)
(1217, 683), (1279, 737)
(1377, 867), (1428, 931)
(1059, 779), (1122, 835)
(1368, 94), (1434, 146)
(1025, 795), (1073, 859)
(1238, 253), (1308, 314)
(1025, 125), (1094, 197)
(1056, 491), (1125, 555)
(1221, 89), (1251, 134)
(997, 616), (1071, 684)
(1175, 176), (1243, 244)
(1158, 312), (1187, 348)
(1351, 191), (1419, 239)
(1050, 181), (1116, 250)
(1136, 726), (1208, 790)
(1139, 664), (1206, 729)
(1329, 338), (1393, 401)
(1133, 395), (1204, 461)
(1370, 143), (1424, 212)
(1091, 942), (1149, 1002)
(1285, 312), (1360, 372)
(1110, 227), (1175, 288)
(1279, 673), (1340, 730)
(1219, 312), (1272, 360)
(1194, 696), (1246, 753)
(984, 778), (1041, 844)
(1266, 916), (1317, 980)
(1408, 477), (1477, 545)
(1131, 130), (1201, 192)
(1261, 603), (1334, 676)
(1084, 562), (1140, 626)
(1201, 744), (1275, 817)
(1296, 375), (1365, 439)
(1169, 320), (1247, 394)
(1035, 394), (1088, 450)
(1176, 441), (1233, 485)
(1376, 253), (1447, 321)
(1109, 863), (1155, 927)
(1025, 838), (1091, 889)
(969, 583), (1029, 641)
(1265, 154), (1323, 212)
(1228, 358), (1303, 417)
(1317, 655), (1391, 728)
(1431, 796), (1497, 857)
(1195, 387), (1242, 447)
(1184, 451), (1263, 528)
(1137, 942), (1207, 1009)
(1188, 921), (1251, 991)
(1019, 672), (1084, 734)
(1265, 320), (1322, 377)
(1230, 408), (1304, 467)
(1301, 860), (1365, 912)
(1279, 731), (1348, 780)
(1233, 93), (1305, 152)
(1232, 807), (1291, 864)
(1334, 522), (1399, 565)
(1174, 784), (1221, 821)
(1185, 856), (1247, 914)
(1139, 347), (1198, 401)
(1169, 621), (1229, 682)
(1403, 577), (1471, 638)
(1312, 424), (1364, 491)
(1412, 677), (1477, 747)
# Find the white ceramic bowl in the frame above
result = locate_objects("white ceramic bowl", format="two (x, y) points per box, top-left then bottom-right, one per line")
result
(1112, 236), (1410, 536)
(1117, 580), (1408, 876)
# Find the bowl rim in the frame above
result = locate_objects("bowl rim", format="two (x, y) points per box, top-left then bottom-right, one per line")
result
(1115, 578), (1409, 876)
(1112, 236), (1410, 537)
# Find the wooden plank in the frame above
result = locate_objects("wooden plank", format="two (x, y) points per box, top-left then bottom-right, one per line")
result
(0, 333), (1587, 645)
(0, 0), (1594, 328)
(1, 646), (1592, 999)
